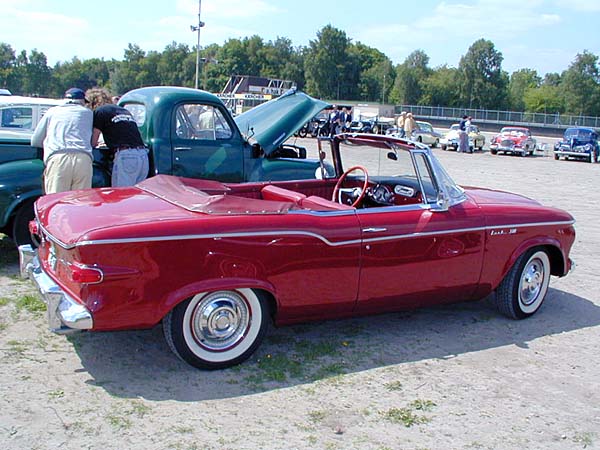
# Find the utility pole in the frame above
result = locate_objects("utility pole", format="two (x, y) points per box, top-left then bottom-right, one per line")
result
(190, 0), (205, 90)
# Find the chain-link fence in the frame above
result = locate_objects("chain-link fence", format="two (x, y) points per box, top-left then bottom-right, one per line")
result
(397, 105), (600, 129)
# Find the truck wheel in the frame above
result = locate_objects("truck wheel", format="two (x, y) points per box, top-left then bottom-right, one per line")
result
(163, 288), (270, 369)
(495, 249), (551, 319)
(11, 199), (36, 247)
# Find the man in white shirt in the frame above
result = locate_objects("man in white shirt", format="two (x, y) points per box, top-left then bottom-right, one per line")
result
(31, 88), (93, 194)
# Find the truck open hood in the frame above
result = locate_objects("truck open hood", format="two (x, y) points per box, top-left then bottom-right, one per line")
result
(234, 89), (330, 155)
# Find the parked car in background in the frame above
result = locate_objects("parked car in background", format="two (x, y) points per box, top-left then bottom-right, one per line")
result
(490, 127), (537, 157)
(554, 127), (599, 163)
(412, 121), (442, 147)
(440, 124), (485, 151)
(0, 95), (63, 139)
(20, 133), (575, 370)
(386, 120), (442, 147)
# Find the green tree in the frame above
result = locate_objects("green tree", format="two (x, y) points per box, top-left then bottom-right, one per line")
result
(304, 25), (351, 100)
(508, 69), (540, 111)
(390, 50), (431, 104)
(420, 65), (461, 107)
(523, 85), (565, 114)
(0, 43), (17, 92)
(458, 39), (509, 109)
(560, 50), (600, 116)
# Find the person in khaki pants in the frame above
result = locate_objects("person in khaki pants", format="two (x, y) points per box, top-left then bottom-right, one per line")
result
(31, 88), (93, 194)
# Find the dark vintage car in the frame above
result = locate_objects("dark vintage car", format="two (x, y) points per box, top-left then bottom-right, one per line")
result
(554, 127), (599, 163)
(490, 127), (537, 157)
(20, 134), (575, 370)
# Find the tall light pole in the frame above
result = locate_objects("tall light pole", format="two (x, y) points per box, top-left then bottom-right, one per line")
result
(190, 0), (205, 90)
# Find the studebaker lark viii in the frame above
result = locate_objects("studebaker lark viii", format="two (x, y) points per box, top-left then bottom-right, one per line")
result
(20, 134), (576, 369)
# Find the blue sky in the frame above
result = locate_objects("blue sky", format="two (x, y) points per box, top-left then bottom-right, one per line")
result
(2, 0), (598, 76)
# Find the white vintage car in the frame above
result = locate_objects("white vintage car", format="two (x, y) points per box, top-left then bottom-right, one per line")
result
(0, 95), (63, 138)
(440, 124), (486, 152)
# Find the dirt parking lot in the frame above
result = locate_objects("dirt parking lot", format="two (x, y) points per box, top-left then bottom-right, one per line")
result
(1, 137), (598, 450)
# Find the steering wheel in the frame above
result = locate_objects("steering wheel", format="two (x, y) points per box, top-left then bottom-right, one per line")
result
(332, 166), (369, 207)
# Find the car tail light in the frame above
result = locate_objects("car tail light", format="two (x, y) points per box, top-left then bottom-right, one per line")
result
(69, 263), (103, 284)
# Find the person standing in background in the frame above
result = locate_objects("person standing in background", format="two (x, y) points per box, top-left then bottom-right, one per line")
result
(404, 112), (417, 140)
(31, 88), (93, 194)
(87, 87), (149, 187)
(458, 115), (469, 153)
(396, 111), (407, 138)
(329, 105), (341, 137)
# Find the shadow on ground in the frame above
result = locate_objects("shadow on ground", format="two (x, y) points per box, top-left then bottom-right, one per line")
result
(67, 287), (600, 401)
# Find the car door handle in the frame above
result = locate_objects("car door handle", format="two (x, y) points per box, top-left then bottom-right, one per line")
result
(363, 227), (387, 233)
(174, 146), (192, 151)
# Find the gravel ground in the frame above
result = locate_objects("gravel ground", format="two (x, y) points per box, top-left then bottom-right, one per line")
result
(0, 135), (598, 450)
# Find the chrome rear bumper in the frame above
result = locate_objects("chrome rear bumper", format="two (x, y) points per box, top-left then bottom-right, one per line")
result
(18, 245), (93, 334)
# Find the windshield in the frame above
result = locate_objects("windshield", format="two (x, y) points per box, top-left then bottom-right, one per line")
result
(501, 128), (527, 135)
(565, 128), (594, 141)
(327, 139), (464, 206)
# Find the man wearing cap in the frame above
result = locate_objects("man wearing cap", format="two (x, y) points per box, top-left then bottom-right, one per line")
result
(31, 87), (93, 194)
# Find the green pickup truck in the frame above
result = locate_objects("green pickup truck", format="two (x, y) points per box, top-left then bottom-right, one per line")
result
(0, 86), (330, 245)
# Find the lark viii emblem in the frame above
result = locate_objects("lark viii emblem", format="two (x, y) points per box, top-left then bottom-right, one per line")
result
(490, 228), (517, 236)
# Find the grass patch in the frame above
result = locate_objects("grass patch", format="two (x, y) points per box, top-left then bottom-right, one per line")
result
(48, 389), (65, 399)
(381, 399), (437, 427)
(384, 381), (403, 391)
(14, 294), (46, 315)
(382, 407), (429, 427)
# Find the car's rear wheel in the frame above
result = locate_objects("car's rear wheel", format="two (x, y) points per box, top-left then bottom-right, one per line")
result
(490, 149), (498, 155)
(495, 249), (551, 319)
(441, 145), (447, 151)
(11, 199), (36, 247)
(554, 154), (559, 160)
(163, 288), (270, 369)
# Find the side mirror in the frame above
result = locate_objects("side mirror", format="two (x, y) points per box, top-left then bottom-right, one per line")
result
(387, 151), (398, 161)
(434, 191), (450, 212)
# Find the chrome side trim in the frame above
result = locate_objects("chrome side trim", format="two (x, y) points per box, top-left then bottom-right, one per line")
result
(42, 219), (575, 250)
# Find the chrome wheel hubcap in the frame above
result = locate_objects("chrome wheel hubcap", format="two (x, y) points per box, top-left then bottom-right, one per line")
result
(191, 291), (249, 351)
(520, 258), (544, 306)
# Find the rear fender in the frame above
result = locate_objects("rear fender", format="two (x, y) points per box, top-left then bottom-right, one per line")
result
(158, 277), (278, 322)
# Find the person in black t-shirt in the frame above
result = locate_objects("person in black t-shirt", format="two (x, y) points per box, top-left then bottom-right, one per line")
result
(87, 87), (149, 187)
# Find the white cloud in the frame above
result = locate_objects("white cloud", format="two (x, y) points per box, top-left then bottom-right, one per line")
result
(553, 0), (600, 12)
(354, 0), (563, 66)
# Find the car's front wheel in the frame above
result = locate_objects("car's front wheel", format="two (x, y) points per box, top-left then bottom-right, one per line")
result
(495, 249), (551, 319)
(163, 288), (270, 369)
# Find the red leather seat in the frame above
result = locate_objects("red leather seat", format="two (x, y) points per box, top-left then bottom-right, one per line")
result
(299, 195), (354, 211)
(261, 185), (307, 203)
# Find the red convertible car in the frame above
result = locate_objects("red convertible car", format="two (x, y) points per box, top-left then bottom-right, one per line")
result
(20, 134), (575, 369)
(490, 127), (537, 156)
